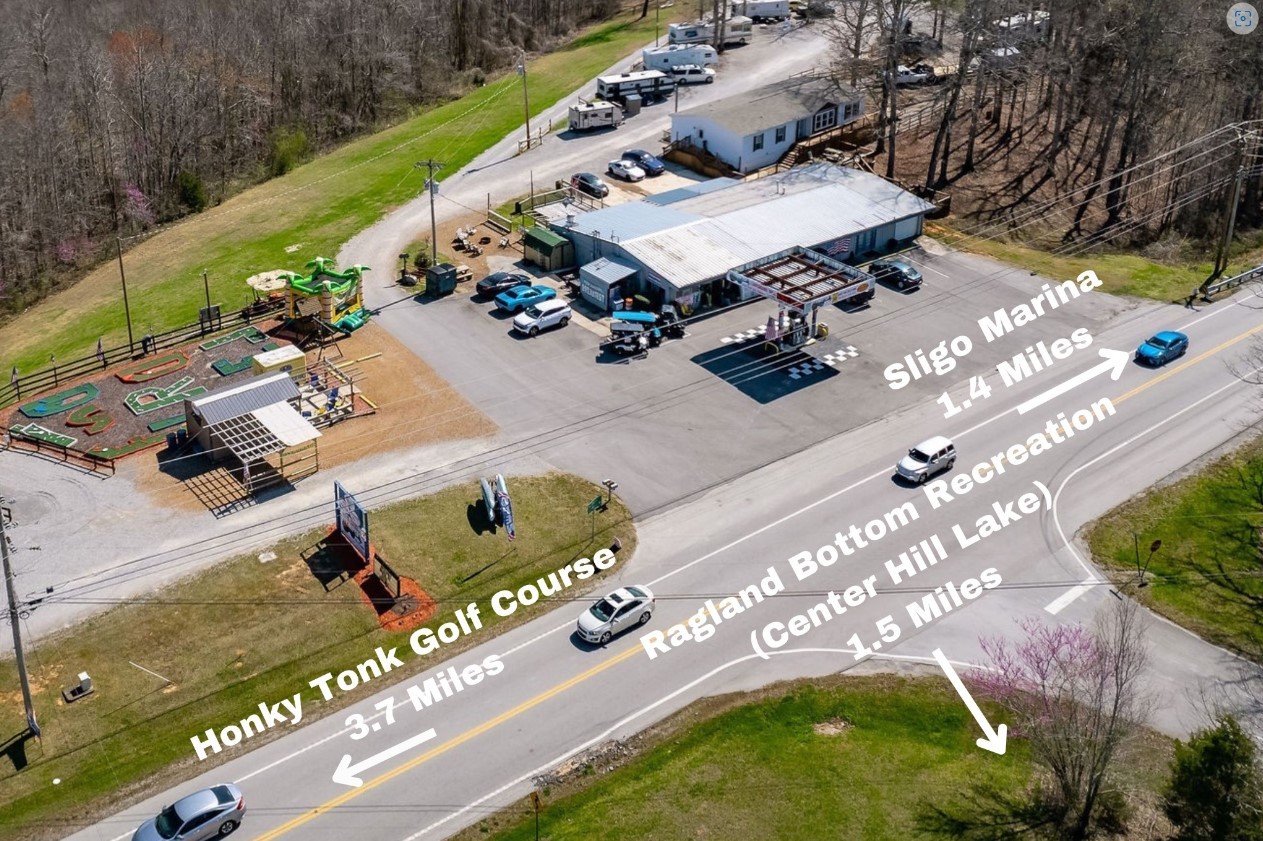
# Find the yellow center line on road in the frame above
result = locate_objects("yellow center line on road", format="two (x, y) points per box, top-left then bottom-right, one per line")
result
(1113, 322), (1263, 406)
(253, 643), (643, 841)
(255, 318), (1263, 840)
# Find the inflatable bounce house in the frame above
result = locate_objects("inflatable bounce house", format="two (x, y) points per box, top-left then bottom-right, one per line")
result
(275, 257), (370, 345)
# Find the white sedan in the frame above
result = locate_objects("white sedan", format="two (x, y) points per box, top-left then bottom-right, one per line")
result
(607, 159), (646, 182)
(576, 585), (655, 644)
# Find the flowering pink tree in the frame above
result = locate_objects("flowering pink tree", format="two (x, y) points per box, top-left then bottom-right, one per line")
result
(975, 600), (1150, 839)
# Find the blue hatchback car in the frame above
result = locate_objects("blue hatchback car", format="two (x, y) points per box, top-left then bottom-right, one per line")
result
(496, 284), (557, 313)
(1135, 330), (1188, 366)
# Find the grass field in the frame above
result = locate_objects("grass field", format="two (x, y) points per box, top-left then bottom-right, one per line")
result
(451, 675), (1172, 841)
(0, 474), (636, 841)
(930, 223), (1263, 303)
(1086, 438), (1263, 660)
(0, 8), (679, 375)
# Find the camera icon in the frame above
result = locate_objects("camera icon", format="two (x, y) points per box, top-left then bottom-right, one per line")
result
(1229, 2), (1258, 33)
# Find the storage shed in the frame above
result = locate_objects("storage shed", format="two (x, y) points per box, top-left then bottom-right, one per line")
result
(580, 258), (639, 310)
(523, 227), (574, 271)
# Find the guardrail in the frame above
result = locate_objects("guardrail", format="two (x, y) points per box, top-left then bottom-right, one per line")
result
(1192, 264), (1263, 300)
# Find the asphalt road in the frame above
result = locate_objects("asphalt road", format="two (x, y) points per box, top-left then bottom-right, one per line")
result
(61, 286), (1263, 841)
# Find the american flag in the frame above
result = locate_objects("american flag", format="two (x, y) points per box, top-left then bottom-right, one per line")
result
(825, 237), (851, 256)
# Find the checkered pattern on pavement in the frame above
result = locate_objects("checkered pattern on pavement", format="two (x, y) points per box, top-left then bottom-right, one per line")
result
(719, 326), (767, 344)
(787, 346), (860, 380)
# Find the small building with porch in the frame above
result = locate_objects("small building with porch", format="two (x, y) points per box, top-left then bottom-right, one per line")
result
(669, 75), (866, 174)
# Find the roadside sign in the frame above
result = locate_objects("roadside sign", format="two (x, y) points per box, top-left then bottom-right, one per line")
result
(334, 481), (370, 562)
(587, 495), (604, 513)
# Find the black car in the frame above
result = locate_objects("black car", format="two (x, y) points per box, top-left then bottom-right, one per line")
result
(868, 258), (923, 290)
(621, 149), (665, 177)
(476, 271), (532, 297)
(571, 172), (610, 198)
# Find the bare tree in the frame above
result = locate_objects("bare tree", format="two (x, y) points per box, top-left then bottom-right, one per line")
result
(974, 599), (1151, 840)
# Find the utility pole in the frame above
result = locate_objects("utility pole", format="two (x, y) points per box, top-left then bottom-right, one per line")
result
(1202, 130), (1249, 296)
(415, 161), (444, 267)
(201, 269), (211, 312)
(517, 52), (532, 149)
(656, 0), (661, 46)
(1, 504), (39, 736)
(115, 234), (134, 354)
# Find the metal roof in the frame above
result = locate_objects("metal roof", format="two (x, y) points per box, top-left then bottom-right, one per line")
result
(674, 76), (863, 137)
(524, 227), (568, 248)
(582, 257), (639, 285)
(644, 178), (741, 206)
(601, 163), (936, 288)
(208, 402), (320, 464)
(553, 202), (701, 242)
(190, 371), (300, 426)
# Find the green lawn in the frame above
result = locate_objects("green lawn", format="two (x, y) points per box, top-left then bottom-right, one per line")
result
(0, 8), (679, 375)
(930, 223), (1263, 303)
(453, 675), (1171, 840)
(0, 474), (636, 841)
(1086, 439), (1263, 660)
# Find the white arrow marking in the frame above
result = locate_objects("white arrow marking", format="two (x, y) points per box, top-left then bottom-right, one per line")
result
(333, 727), (438, 788)
(931, 648), (1007, 755)
(1016, 347), (1129, 415)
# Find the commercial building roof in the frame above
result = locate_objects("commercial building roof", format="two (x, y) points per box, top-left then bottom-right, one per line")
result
(645, 178), (740, 206)
(564, 163), (936, 290)
(556, 202), (702, 242)
(524, 226), (569, 253)
(190, 371), (300, 426)
(675, 76), (862, 136)
(582, 257), (639, 286)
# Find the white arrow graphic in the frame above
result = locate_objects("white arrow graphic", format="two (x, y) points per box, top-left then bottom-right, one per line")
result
(1016, 347), (1129, 415)
(931, 648), (1007, 755)
(332, 727), (438, 788)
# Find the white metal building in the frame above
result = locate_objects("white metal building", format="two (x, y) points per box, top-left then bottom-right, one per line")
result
(669, 76), (865, 174)
(549, 163), (935, 311)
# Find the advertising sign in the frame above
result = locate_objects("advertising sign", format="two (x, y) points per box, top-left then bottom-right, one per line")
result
(334, 480), (370, 561)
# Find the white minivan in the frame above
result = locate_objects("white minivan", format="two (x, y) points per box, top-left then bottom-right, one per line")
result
(512, 299), (572, 336)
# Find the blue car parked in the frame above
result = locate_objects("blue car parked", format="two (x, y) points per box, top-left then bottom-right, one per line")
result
(496, 284), (557, 313)
(621, 149), (665, 177)
(1135, 330), (1188, 366)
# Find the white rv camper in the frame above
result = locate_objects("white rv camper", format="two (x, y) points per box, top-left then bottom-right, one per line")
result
(641, 44), (719, 71)
(595, 70), (676, 103)
(568, 99), (623, 131)
(667, 17), (753, 45)
(731, 0), (790, 20)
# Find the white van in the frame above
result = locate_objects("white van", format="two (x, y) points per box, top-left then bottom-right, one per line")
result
(512, 299), (573, 336)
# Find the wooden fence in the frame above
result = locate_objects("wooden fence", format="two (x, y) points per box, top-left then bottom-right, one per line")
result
(1, 430), (117, 475)
(1, 298), (285, 410)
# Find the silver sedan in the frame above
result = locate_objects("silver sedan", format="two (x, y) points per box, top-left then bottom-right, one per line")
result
(132, 783), (246, 840)
(577, 585), (656, 644)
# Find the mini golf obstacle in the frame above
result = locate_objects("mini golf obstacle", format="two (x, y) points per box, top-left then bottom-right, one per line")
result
(267, 257), (371, 349)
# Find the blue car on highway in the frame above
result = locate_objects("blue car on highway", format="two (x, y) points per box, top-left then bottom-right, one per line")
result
(1135, 330), (1188, 366)
(495, 284), (557, 313)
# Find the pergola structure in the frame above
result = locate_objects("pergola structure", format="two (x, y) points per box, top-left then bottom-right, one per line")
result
(185, 372), (322, 495)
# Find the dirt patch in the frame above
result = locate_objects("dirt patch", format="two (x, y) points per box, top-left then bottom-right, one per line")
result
(123, 321), (496, 513)
(813, 717), (852, 736)
(533, 739), (638, 788)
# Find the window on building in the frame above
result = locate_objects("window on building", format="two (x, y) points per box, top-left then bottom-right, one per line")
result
(775, 125), (787, 143)
(753, 132), (765, 151)
(812, 108), (838, 134)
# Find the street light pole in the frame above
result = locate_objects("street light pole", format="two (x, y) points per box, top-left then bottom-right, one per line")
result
(1, 505), (39, 737)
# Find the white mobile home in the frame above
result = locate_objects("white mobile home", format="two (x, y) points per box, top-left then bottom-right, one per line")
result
(668, 17), (753, 46)
(642, 44), (718, 71)
(596, 70), (675, 103)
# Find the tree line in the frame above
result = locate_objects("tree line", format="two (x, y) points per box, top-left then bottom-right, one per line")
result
(828, 0), (1263, 265)
(0, 0), (620, 315)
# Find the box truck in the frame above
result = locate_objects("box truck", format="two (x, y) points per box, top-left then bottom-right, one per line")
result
(568, 99), (624, 131)
(668, 16), (753, 45)
(731, 0), (790, 21)
(641, 44), (719, 71)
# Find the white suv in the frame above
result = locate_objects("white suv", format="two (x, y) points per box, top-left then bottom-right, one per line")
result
(671, 64), (715, 85)
(896, 436), (956, 484)
(512, 299), (572, 336)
